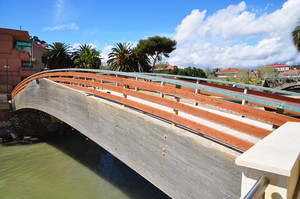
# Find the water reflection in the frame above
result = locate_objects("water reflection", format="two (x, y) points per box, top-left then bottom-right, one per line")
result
(0, 131), (170, 199)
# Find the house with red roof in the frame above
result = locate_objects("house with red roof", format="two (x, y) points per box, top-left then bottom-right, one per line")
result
(267, 63), (290, 73)
(0, 28), (47, 124)
(154, 64), (175, 72)
(215, 68), (244, 78)
(280, 69), (300, 77)
(0, 28), (47, 90)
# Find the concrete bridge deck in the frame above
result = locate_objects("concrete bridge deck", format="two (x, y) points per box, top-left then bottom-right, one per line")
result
(11, 69), (300, 198)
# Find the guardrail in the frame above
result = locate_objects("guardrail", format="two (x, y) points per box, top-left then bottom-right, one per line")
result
(13, 69), (300, 113)
(11, 69), (300, 151)
(144, 72), (300, 97)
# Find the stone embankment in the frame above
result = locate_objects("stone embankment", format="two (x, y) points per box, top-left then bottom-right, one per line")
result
(0, 109), (72, 143)
(0, 85), (10, 128)
(263, 77), (300, 89)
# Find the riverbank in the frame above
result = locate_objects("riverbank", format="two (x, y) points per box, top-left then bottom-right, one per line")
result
(0, 109), (74, 144)
(0, 92), (10, 128)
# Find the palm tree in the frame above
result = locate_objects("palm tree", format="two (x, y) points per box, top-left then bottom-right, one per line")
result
(107, 42), (138, 72)
(292, 22), (300, 52)
(43, 42), (72, 69)
(74, 44), (101, 69)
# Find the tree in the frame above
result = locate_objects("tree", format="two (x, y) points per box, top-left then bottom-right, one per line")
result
(292, 21), (300, 52)
(211, 68), (222, 77)
(42, 42), (72, 69)
(136, 36), (176, 72)
(204, 66), (212, 77)
(133, 47), (151, 72)
(73, 44), (101, 69)
(107, 43), (138, 72)
(30, 36), (46, 44)
(170, 66), (179, 74)
(170, 66), (206, 78)
(258, 66), (277, 78)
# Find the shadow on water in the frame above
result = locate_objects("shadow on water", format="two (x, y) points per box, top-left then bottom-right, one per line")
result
(45, 130), (170, 199)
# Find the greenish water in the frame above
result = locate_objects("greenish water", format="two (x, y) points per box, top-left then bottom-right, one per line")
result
(0, 132), (170, 199)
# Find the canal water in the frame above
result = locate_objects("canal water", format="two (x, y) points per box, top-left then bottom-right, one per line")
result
(0, 131), (170, 199)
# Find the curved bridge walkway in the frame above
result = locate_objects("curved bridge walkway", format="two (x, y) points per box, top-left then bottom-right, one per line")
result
(11, 69), (300, 199)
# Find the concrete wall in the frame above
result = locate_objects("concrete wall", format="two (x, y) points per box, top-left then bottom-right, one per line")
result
(32, 43), (47, 72)
(263, 77), (300, 90)
(12, 78), (242, 199)
(236, 122), (300, 199)
(0, 93), (10, 126)
(0, 28), (32, 88)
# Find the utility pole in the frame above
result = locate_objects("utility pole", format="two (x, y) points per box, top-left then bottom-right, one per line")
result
(247, 69), (250, 84)
(4, 58), (9, 102)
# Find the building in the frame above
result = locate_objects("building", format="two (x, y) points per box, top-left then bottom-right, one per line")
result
(280, 69), (300, 77)
(215, 68), (244, 78)
(0, 28), (47, 92)
(154, 64), (175, 72)
(0, 28), (47, 126)
(268, 63), (290, 73)
(32, 42), (48, 71)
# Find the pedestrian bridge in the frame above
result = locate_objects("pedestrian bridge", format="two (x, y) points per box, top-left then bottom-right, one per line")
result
(11, 69), (300, 199)
(263, 76), (300, 90)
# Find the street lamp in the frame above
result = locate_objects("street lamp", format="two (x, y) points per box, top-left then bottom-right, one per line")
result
(4, 58), (9, 102)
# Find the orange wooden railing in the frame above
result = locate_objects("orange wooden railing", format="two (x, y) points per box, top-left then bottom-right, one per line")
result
(12, 70), (300, 152)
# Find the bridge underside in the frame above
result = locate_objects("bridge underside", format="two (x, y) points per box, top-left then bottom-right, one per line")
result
(12, 78), (242, 199)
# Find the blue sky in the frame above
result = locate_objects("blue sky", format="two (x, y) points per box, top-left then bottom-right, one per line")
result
(1, 0), (300, 69)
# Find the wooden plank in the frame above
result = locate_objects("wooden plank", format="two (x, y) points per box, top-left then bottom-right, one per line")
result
(13, 72), (300, 127)
(51, 77), (271, 138)
(63, 83), (254, 151)
(106, 77), (300, 126)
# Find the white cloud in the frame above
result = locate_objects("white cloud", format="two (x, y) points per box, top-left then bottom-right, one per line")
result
(53, 0), (75, 23)
(72, 43), (81, 50)
(169, 0), (300, 69)
(101, 45), (114, 63)
(55, 0), (64, 23)
(43, 23), (79, 31)
(43, 0), (78, 31)
(71, 42), (98, 50)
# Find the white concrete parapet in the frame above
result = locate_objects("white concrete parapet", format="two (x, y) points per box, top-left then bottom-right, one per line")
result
(236, 122), (300, 199)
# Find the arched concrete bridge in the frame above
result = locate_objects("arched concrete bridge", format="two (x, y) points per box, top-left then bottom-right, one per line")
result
(11, 69), (300, 199)
(263, 77), (300, 90)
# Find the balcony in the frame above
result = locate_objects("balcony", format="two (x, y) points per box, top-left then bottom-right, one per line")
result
(19, 51), (30, 61)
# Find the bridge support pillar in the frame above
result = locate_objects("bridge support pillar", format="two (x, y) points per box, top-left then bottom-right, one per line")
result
(236, 122), (300, 199)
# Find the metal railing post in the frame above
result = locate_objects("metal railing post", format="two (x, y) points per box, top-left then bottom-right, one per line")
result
(160, 81), (165, 98)
(123, 84), (128, 107)
(242, 87), (249, 105)
(135, 77), (139, 91)
(194, 80), (199, 106)
(243, 176), (269, 199)
(116, 75), (119, 86)
(172, 96), (180, 127)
